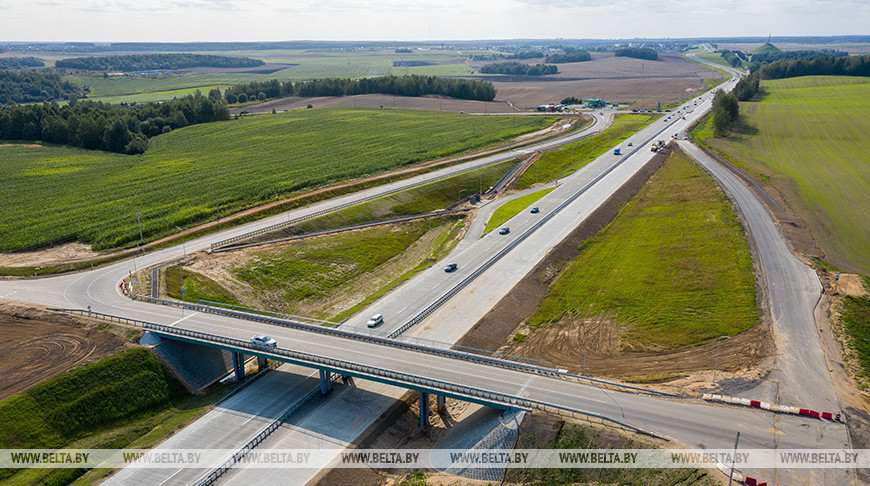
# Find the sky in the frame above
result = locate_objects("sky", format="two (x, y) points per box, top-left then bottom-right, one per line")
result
(0, 0), (867, 42)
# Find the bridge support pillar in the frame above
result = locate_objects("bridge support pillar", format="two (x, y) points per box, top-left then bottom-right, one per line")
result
(232, 352), (245, 383)
(419, 392), (430, 428)
(257, 356), (268, 371)
(436, 395), (446, 412)
(319, 370), (332, 395)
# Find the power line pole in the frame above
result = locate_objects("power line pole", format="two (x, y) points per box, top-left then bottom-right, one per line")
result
(728, 432), (740, 486)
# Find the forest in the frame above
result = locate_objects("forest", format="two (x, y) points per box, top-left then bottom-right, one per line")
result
(0, 70), (88, 104)
(55, 53), (265, 72)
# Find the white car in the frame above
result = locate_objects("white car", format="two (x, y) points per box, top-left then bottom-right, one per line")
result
(367, 314), (384, 328)
(251, 335), (277, 347)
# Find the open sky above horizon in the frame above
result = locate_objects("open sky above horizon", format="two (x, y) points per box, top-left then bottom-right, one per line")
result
(0, 0), (867, 43)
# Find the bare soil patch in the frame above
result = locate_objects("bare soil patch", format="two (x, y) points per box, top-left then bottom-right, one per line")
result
(0, 242), (99, 268)
(0, 302), (128, 400)
(233, 93), (514, 115)
(456, 145), (773, 383)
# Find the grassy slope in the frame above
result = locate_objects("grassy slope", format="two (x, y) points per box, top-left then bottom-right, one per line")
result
(0, 108), (552, 252)
(697, 76), (870, 272)
(233, 218), (464, 320)
(484, 187), (555, 234)
(515, 114), (658, 189)
(291, 160), (514, 233)
(165, 266), (240, 305)
(528, 149), (758, 350)
(0, 348), (228, 486)
(841, 293), (870, 389)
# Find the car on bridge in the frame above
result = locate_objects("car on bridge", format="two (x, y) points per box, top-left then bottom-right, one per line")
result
(499, 227), (510, 235)
(251, 335), (277, 348)
(367, 314), (384, 328)
(444, 262), (458, 273)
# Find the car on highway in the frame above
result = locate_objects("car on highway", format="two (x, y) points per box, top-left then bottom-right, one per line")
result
(627, 142), (633, 147)
(530, 207), (540, 214)
(367, 314), (384, 328)
(499, 227), (510, 235)
(251, 335), (277, 347)
(444, 262), (458, 273)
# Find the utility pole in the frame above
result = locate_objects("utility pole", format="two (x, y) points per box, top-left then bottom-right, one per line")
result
(175, 227), (187, 305)
(136, 211), (144, 245)
(728, 432), (740, 486)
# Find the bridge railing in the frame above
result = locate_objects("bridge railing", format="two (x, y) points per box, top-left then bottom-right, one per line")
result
(53, 308), (667, 441)
(121, 294), (681, 399)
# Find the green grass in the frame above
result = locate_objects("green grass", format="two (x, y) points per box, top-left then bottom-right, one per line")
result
(694, 52), (734, 68)
(484, 187), (555, 234)
(165, 266), (240, 305)
(0, 108), (554, 252)
(289, 160), (514, 234)
(695, 76), (870, 272)
(0, 348), (230, 485)
(515, 114), (658, 190)
(234, 218), (463, 320)
(841, 295), (870, 388)
(527, 149), (758, 350)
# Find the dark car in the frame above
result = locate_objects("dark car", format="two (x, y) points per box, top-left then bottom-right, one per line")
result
(499, 227), (510, 235)
(444, 263), (458, 273)
(530, 207), (540, 214)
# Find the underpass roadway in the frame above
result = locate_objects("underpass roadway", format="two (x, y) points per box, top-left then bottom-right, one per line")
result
(0, 62), (852, 486)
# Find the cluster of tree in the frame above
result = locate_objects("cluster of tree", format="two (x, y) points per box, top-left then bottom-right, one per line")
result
(0, 92), (230, 154)
(544, 50), (591, 63)
(750, 49), (848, 65)
(733, 72), (760, 101)
(55, 53), (265, 72)
(508, 51), (544, 59)
(561, 96), (582, 105)
(0, 70), (88, 105)
(0, 57), (45, 70)
(757, 55), (870, 80)
(223, 75), (497, 102)
(395, 48), (413, 53)
(479, 62), (557, 76)
(711, 90), (739, 137)
(614, 47), (658, 61)
(720, 50), (747, 68)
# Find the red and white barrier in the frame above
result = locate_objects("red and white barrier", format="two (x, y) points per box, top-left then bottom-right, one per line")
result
(702, 393), (842, 422)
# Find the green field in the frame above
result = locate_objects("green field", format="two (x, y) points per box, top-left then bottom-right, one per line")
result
(515, 114), (658, 189)
(694, 76), (870, 272)
(484, 187), (555, 234)
(527, 149), (758, 350)
(0, 348), (229, 486)
(840, 289), (870, 390)
(0, 108), (553, 252)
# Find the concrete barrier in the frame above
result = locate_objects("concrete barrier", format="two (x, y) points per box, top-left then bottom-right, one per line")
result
(701, 394), (841, 423)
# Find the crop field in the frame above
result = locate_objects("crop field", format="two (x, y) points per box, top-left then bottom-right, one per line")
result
(525, 149), (758, 350)
(695, 76), (870, 272)
(516, 114), (658, 189)
(0, 108), (554, 252)
(484, 187), (555, 234)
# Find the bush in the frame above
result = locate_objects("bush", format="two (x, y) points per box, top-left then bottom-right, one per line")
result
(479, 62), (557, 76)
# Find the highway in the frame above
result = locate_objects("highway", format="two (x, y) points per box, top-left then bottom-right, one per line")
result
(0, 62), (852, 485)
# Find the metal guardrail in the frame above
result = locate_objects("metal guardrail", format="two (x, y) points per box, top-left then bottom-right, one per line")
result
(197, 299), (338, 327)
(210, 154), (531, 250)
(388, 114), (691, 340)
(196, 379), (331, 486)
(124, 293), (681, 399)
(52, 307), (667, 441)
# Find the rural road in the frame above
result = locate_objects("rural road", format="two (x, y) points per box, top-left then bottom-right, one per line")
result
(0, 62), (851, 486)
(679, 141), (837, 412)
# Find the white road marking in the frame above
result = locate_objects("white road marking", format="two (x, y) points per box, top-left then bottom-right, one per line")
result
(170, 312), (199, 327)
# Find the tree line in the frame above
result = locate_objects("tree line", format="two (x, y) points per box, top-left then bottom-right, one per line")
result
(0, 70), (88, 105)
(757, 55), (870, 79)
(733, 72), (760, 101)
(544, 50), (591, 63)
(720, 50), (746, 68)
(223, 74), (497, 102)
(479, 62), (557, 76)
(750, 49), (848, 65)
(509, 51), (544, 59)
(615, 47), (658, 61)
(0, 57), (45, 70)
(711, 89), (739, 137)
(0, 92), (229, 154)
(55, 53), (265, 72)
